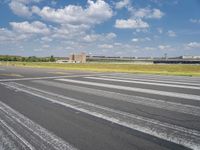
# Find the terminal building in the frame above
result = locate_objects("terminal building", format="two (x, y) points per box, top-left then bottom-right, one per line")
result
(69, 53), (86, 63)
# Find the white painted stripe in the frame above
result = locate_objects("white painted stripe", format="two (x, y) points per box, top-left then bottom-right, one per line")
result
(112, 73), (200, 83)
(114, 73), (198, 79)
(0, 124), (24, 150)
(85, 76), (200, 90)
(56, 78), (200, 101)
(0, 73), (104, 82)
(100, 75), (200, 87)
(0, 119), (35, 150)
(3, 82), (200, 150)
(33, 80), (200, 117)
(0, 101), (77, 150)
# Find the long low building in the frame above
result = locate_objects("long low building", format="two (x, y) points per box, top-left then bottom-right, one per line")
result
(153, 59), (200, 64)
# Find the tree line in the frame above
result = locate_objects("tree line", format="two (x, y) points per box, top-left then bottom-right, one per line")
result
(0, 55), (55, 62)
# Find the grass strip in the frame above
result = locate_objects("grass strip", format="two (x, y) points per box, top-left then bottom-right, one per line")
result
(1, 61), (200, 76)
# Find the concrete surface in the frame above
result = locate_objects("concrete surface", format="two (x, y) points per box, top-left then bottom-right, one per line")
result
(0, 66), (200, 150)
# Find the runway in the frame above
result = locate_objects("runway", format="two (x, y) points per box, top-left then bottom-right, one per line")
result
(0, 66), (200, 150)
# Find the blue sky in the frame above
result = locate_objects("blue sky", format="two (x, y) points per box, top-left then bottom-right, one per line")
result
(0, 0), (200, 57)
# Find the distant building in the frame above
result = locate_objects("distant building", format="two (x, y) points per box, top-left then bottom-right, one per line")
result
(69, 53), (86, 63)
(181, 55), (200, 59)
(56, 60), (68, 63)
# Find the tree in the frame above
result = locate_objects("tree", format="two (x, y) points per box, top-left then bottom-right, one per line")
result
(21, 57), (26, 62)
(50, 55), (55, 62)
(13, 57), (17, 61)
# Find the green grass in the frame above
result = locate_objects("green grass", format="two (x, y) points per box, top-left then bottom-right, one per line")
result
(1, 61), (200, 76)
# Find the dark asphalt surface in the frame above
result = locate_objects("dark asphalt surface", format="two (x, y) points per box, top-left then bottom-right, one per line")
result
(0, 66), (200, 150)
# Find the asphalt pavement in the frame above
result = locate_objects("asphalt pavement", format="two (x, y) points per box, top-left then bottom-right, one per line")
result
(0, 66), (200, 150)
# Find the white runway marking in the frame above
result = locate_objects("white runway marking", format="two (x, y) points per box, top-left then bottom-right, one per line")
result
(0, 74), (105, 82)
(0, 101), (77, 150)
(0, 118), (34, 150)
(99, 75), (200, 87)
(0, 125), (23, 150)
(2, 82), (200, 150)
(34, 80), (200, 117)
(56, 78), (200, 101)
(47, 72), (71, 75)
(111, 73), (200, 83)
(85, 76), (200, 89)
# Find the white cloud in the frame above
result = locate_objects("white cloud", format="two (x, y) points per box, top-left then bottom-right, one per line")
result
(144, 37), (151, 41)
(0, 27), (31, 44)
(134, 28), (149, 33)
(114, 42), (122, 46)
(158, 45), (171, 50)
(83, 32), (116, 42)
(157, 28), (163, 34)
(83, 34), (100, 42)
(0, 28), (15, 42)
(10, 21), (50, 34)
(115, 19), (149, 29)
(99, 44), (113, 49)
(33, 0), (113, 26)
(41, 37), (52, 42)
(106, 32), (117, 39)
(31, 5), (40, 13)
(132, 37), (151, 42)
(29, 1), (113, 42)
(115, 3), (164, 30)
(186, 42), (200, 49)
(144, 47), (155, 51)
(167, 30), (176, 37)
(9, 0), (43, 17)
(149, 8), (164, 19)
(134, 8), (164, 19)
(115, 0), (130, 9)
(87, 0), (113, 22)
(53, 24), (89, 36)
(150, 0), (179, 5)
(132, 38), (139, 42)
(11, 0), (43, 4)
(116, 1), (165, 20)
(9, 1), (32, 17)
(42, 44), (50, 48)
(190, 19), (200, 24)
